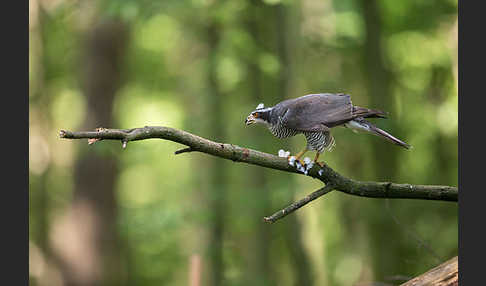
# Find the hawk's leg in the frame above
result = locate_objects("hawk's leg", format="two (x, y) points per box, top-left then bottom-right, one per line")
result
(313, 152), (326, 168)
(288, 149), (307, 165)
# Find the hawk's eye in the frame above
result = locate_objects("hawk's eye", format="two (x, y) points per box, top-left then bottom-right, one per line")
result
(254, 112), (259, 118)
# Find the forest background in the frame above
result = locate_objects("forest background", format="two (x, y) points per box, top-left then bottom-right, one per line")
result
(29, 0), (458, 285)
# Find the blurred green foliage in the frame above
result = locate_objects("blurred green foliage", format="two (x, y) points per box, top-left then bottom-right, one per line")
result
(29, 0), (457, 285)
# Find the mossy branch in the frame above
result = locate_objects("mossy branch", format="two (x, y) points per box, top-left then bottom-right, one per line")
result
(59, 126), (458, 223)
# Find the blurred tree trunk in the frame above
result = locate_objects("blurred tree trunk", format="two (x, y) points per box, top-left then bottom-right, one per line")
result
(29, 0), (48, 255)
(359, 0), (403, 281)
(245, 1), (274, 284)
(244, 1), (315, 284)
(429, 66), (458, 186)
(275, 3), (315, 286)
(52, 19), (128, 286)
(206, 12), (227, 286)
(360, 0), (398, 180)
(29, 4), (56, 284)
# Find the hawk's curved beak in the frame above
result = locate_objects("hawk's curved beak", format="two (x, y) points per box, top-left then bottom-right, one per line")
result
(245, 115), (256, 125)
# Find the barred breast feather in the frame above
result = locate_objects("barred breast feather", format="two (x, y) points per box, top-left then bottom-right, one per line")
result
(304, 131), (335, 152)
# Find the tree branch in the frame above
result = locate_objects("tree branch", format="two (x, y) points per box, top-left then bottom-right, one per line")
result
(263, 183), (336, 223)
(59, 126), (458, 222)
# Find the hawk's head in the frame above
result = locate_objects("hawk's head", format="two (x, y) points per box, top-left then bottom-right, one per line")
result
(245, 103), (272, 125)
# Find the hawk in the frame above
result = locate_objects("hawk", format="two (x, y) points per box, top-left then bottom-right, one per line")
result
(245, 93), (410, 167)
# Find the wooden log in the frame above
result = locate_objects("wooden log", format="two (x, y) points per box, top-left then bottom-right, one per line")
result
(400, 256), (458, 286)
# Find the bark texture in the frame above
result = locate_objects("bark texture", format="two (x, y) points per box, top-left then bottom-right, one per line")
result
(400, 256), (458, 286)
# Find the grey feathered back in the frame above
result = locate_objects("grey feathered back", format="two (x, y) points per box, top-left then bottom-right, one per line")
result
(271, 93), (352, 132)
(271, 93), (387, 132)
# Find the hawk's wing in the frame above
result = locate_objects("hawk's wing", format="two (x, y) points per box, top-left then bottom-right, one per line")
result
(277, 93), (353, 132)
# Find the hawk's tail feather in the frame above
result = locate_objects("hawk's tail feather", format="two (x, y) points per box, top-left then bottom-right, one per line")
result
(353, 106), (388, 119)
(345, 118), (411, 149)
(370, 124), (412, 149)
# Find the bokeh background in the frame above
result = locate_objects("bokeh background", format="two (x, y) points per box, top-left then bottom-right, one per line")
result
(29, 0), (458, 285)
